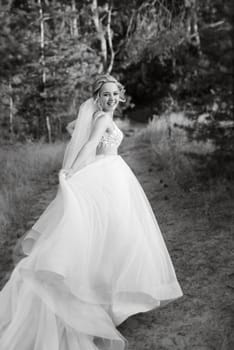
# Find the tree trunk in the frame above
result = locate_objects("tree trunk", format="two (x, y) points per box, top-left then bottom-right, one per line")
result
(9, 79), (14, 139)
(39, 0), (46, 87)
(91, 0), (107, 71)
(184, 0), (201, 54)
(46, 116), (52, 143)
(106, 1), (115, 74)
(71, 0), (78, 37)
(38, 0), (52, 142)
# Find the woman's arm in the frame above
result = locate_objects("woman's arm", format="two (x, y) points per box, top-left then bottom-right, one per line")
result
(70, 114), (110, 173)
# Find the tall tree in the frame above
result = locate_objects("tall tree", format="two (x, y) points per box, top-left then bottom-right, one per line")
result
(184, 0), (201, 54)
(38, 0), (52, 142)
(106, 0), (114, 73)
(90, 0), (108, 71)
(71, 0), (79, 37)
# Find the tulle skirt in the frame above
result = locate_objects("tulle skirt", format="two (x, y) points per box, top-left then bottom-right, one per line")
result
(0, 155), (183, 350)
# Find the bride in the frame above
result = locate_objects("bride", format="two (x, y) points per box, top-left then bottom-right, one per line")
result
(0, 74), (183, 350)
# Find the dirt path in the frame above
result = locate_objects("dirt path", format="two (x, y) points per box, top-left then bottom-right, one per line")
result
(1, 136), (234, 350)
(119, 138), (234, 350)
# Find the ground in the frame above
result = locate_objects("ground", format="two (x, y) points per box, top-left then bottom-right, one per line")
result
(1, 134), (234, 350)
(119, 137), (234, 350)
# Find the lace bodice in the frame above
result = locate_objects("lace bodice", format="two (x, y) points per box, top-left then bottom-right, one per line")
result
(96, 122), (123, 155)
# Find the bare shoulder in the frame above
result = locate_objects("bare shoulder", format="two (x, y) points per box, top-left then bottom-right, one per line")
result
(93, 112), (111, 128)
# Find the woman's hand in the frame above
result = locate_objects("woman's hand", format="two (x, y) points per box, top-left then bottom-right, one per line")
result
(66, 120), (76, 136)
(60, 168), (75, 179)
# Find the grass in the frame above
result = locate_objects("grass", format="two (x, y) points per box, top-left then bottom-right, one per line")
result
(135, 111), (232, 191)
(0, 142), (65, 240)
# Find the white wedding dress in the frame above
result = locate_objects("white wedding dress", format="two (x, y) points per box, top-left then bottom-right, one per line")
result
(0, 118), (183, 349)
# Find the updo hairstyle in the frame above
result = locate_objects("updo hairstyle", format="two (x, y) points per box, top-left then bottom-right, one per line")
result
(92, 74), (126, 102)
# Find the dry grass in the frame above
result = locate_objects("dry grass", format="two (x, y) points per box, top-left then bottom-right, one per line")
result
(135, 112), (217, 190)
(0, 142), (65, 237)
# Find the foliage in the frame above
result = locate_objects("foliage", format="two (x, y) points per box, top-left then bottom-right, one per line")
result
(17, 39), (101, 140)
(136, 112), (234, 190)
(0, 1), (102, 141)
(120, 0), (186, 67)
(0, 0), (233, 140)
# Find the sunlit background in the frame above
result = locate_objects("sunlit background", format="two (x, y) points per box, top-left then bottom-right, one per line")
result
(0, 1), (233, 349)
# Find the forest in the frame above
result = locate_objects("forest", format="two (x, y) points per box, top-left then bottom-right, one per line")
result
(0, 0), (233, 142)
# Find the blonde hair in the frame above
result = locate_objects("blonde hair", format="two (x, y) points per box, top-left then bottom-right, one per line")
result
(92, 74), (126, 102)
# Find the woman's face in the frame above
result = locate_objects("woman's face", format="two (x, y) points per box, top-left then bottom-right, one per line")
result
(98, 82), (120, 112)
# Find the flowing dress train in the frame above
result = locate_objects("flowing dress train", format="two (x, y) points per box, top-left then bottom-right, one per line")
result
(0, 122), (183, 350)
